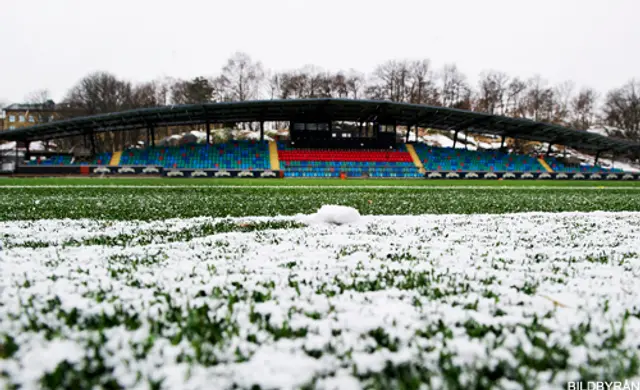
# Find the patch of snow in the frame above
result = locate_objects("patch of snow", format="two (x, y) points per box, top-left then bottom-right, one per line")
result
(0, 142), (16, 151)
(586, 125), (628, 138)
(29, 141), (45, 151)
(563, 147), (640, 173)
(535, 142), (640, 173)
(1, 140), (50, 152)
(189, 130), (208, 141)
(417, 133), (473, 150)
(586, 127), (609, 137)
(614, 161), (640, 173)
(244, 132), (273, 141)
(306, 205), (361, 226)
(18, 339), (85, 389)
(0, 213), (640, 388)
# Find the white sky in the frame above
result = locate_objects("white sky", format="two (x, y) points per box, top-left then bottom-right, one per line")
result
(1, 0), (638, 103)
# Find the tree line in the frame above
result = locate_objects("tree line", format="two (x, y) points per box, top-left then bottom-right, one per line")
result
(19, 52), (640, 148)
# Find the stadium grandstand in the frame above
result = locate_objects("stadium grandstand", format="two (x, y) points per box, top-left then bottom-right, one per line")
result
(1, 99), (639, 179)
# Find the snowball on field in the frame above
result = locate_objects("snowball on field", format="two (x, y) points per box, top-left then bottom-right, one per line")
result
(306, 205), (361, 225)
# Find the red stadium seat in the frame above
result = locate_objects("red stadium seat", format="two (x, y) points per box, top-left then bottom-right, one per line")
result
(278, 149), (413, 163)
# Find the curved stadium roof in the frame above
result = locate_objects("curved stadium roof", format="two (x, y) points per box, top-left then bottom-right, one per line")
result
(1, 98), (638, 153)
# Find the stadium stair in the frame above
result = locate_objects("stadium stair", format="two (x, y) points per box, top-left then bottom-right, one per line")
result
(109, 151), (123, 166)
(537, 157), (554, 173)
(406, 144), (426, 174)
(268, 141), (280, 170)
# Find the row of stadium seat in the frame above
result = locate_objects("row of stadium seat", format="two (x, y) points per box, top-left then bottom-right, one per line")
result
(276, 142), (410, 152)
(24, 142), (622, 175)
(413, 145), (544, 172)
(278, 150), (412, 162)
(285, 171), (422, 178)
(545, 156), (622, 173)
(277, 146), (420, 178)
(27, 152), (112, 166)
(119, 141), (270, 169)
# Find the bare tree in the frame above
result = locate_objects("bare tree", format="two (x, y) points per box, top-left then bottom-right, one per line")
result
(367, 59), (438, 104)
(523, 75), (554, 122)
(23, 89), (56, 126)
(298, 65), (328, 98)
(440, 64), (469, 108)
(152, 77), (174, 106)
(570, 87), (598, 130)
(274, 67), (322, 99)
(408, 60), (439, 105)
(275, 70), (306, 99)
(64, 71), (134, 115)
(217, 52), (265, 101)
(25, 89), (53, 105)
(476, 71), (508, 114)
(602, 79), (640, 140)
(505, 77), (528, 118)
(266, 72), (282, 100)
(130, 82), (161, 108)
(366, 60), (412, 102)
(170, 77), (216, 104)
(552, 80), (575, 125)
(63, 71), (139, 151)
(331, 72), (349, 98)
(345, 70), (365, 99)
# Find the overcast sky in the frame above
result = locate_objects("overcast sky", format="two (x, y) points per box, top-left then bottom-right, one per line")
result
(1, 0), (638, 104)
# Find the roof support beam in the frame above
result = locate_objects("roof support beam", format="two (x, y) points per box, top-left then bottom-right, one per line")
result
(260, 121), (264, 142)
(90, 132), (96, 156)
(410, 109), (440, 127)
(202, 105), (212, 145)
(449, 115), (494, 131)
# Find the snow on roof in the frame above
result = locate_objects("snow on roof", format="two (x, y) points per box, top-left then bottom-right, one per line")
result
(587, 127), (609, 137)
(0, 141), (16, 151)
(0, 140), (49, 152)
(30, 141), (46, 151)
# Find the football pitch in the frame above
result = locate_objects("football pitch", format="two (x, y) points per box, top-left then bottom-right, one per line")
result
(1, 178), (639, 389)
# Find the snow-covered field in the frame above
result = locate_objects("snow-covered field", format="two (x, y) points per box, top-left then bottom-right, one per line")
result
(1, 209), (640, 389)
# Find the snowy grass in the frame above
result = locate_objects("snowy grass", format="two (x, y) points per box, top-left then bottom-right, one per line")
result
(1, 212), (640, 389)
(1, 182), (640, 388)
